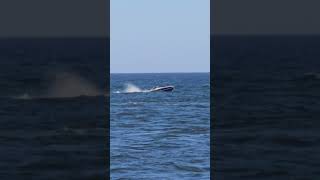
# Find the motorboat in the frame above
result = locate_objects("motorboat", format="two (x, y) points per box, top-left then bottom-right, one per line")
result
(149, 85), (174, 92)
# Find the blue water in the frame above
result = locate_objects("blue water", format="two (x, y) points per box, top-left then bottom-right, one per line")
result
(111, 73), (210, 179)
(0, 38), (108, 179)
(212, 35), (320, 179)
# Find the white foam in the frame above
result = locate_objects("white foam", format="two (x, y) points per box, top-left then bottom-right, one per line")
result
(114, 83), (149, 94)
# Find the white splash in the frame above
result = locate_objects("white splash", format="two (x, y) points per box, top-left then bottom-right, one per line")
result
(14, 71), (104, 99)
(114, 83), (149, 93)
(46, 72), (102, 98)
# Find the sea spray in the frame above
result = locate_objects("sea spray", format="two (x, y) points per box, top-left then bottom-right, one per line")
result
(46, 72), (103, 98)
(114, 83), (149, 93)
(14, 71), (104, 99)
(124, 83), (143, 93)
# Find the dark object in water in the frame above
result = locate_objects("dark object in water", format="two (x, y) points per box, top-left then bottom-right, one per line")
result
(149, 86), (174, 92)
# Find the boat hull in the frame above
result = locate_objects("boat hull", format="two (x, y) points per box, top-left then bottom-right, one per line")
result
(149, 86), (174, 92)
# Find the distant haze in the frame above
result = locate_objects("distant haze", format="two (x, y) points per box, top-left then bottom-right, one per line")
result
(213, 0), (320, 35)
(111, 0), (210, 73)
(0, 0), (108, 37)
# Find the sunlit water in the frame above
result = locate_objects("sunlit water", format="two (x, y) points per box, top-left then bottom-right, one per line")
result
(111, 73), (210, 179)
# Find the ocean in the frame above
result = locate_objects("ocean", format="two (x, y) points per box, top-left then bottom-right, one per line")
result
(212, 35), (320, 179)
(4, 35), (318, 180)
(0, 38), (108, 179)
(111, 73), (210, 179)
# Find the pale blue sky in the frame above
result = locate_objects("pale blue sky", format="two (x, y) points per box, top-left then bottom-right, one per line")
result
(111, 0), (210, 73)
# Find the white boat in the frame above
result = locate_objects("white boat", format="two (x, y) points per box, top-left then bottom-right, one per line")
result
(149, 85), (174, 92)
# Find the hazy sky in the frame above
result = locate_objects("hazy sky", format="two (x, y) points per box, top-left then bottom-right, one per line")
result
(111, 0), (210, 73)
(213, 0), (320, 34)
(0, 0), (108, 37)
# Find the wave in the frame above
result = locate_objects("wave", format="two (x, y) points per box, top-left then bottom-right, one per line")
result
(114, 83), (149, 94)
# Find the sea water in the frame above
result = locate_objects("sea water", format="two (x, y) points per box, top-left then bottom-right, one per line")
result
(213, 35), (320, 179)
(0, 38), (107, 179)
(111, 73), (210, 179)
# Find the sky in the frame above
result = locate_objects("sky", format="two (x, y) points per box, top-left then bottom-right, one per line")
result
(0, 0), (108, 37)
(213, 0), (320, 35)
(111, 0), (210, 73)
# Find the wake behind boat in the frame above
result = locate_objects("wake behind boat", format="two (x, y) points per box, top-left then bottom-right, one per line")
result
(149, 85), (174, 92)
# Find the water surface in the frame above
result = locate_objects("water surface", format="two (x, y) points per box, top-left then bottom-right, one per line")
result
(111, 73), (210, 179)
(213, 35), (320, 179)
(0, 38), (107, 179)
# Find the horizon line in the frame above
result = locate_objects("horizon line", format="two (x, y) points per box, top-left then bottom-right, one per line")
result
(110, 71), (210, 74)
